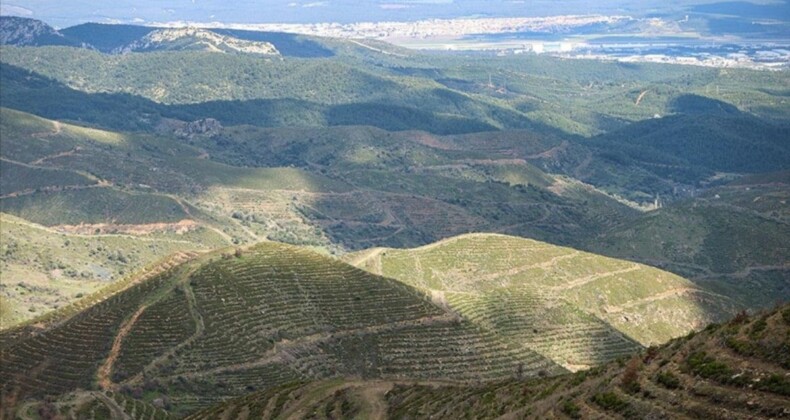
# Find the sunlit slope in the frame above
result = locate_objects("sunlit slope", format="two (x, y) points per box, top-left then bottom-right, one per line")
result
(0, 213), (225, 328)
(347, 233), (738, 370)
(0, 241), (562, 417)
(200, 303), (790, 419)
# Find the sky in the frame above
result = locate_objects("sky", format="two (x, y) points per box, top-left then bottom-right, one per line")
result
(0, 0), (787, 28)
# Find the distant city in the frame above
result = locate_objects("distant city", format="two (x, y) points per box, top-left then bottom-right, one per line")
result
(150, 14), (790, 70)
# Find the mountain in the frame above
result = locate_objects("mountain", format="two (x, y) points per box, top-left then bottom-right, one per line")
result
(190, 303), (790, 419)
(346, 233), (738, 370)
(0, 18), (330, 58)
(0, 107), (633, 326)
(0, 240), (565, 417)
(587, 178), (790, 310)
(0, 16), (80, 47)
(121, 28), (279, 55)
(1, 234), (743, 417)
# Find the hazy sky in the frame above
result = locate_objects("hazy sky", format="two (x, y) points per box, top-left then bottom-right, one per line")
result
(1, 0), (787, 28)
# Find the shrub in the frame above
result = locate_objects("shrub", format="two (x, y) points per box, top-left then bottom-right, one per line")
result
(749, 316), (768, 338)
(656, 372), (681, 389)
(621, 357), (642, 394)
(758, 374), (790, 396)
(592, 392), (629, 413)
(561, 400), (581, 419)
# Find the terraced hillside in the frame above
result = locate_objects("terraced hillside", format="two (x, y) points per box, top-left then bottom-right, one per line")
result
(192, 303), (790, 419)
(0, 241), (563, 417)
(348, 233), (739, 370)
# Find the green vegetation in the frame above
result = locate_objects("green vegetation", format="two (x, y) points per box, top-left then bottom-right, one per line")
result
(0, 213), (224, 327)
(0, 242), (563, 416)
(187, 303), (790, 419)
(0, 20), (788, 419)
(347, 233), (738, 369)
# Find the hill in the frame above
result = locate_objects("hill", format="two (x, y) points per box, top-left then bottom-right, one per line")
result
(122, 28), (280, 56)
(586, 184), (790, 310)
(188, 302), (790, 419)
(0, 16), (80, 47)
(0, 213), (225, 328)
(2, 105), (785, 328)
(346, 233), (738, 370)
(0, 106), (634, 262)
(0, 241), (564, 417)
(0, 18), (330, 58)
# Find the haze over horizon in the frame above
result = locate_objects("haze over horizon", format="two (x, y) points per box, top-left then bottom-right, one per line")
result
(1, 0), (788, 28)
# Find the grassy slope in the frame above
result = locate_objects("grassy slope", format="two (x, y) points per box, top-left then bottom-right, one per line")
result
(345, 233), (738, 370)
(195, 303), (790, 419)
(0, 213), (226, 328)
(0, 242), (563, 417)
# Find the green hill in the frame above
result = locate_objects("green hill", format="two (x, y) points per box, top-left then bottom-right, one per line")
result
(0, 241), (562, 417)
(0, 106), (635, 254)
(346, 233), (738, 370)
(189, 303), (790, 419)
(0, 16), (81, 47)
(586, 173), (790, 310)
(0, 213), (226, 328)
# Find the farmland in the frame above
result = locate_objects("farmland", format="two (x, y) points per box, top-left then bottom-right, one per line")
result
(348, 233), (738, 370)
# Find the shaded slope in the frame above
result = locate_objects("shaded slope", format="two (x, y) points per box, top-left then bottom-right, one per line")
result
(0, 46), (535, 133)
(346, 233), (738, 370)
(585, 173), (790, 310)
(188, 303), (790, 419)
(0, 62), (502, 135)
(0, 16), (80, 47)
(587, 112), (789, 175)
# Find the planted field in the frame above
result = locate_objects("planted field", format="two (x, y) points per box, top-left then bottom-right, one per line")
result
(348, 233), (738, 369)
(0, 262), (179, 400)
(1, 241), (564, 416)
(446, 290), (640, 368)
(189, 303), (790, 420)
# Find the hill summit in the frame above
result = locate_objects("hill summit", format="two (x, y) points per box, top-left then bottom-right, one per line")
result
(123, 28), (280, 55)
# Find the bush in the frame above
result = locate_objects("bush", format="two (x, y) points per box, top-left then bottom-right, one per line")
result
(656, 372), (681, 389)
(758, 374), (790, 396)
(621, 357), (642, 393)
(592, 392), (629, 413)
(561, 400), (581, 419)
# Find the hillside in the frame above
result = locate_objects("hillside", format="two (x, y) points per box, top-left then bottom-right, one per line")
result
(0, 213), (224, 328)
(189, 303), (790, 419)
(587, 186), (790, 310)
(346, 233), (738, 370)
(2, 104), (786, 328)
(122, 28), (280, 55)
(0, 107), (645, 328)
(0, 17), (788, 420)
(0, 16), (80, 47)
(0, 241), (564, 417)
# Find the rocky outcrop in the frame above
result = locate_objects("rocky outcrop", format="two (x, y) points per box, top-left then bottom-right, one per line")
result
(120, 28), (279, 55)
(158, 118), (224, 139)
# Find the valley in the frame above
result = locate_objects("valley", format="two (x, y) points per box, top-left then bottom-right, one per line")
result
(0, 14), (788, 418)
